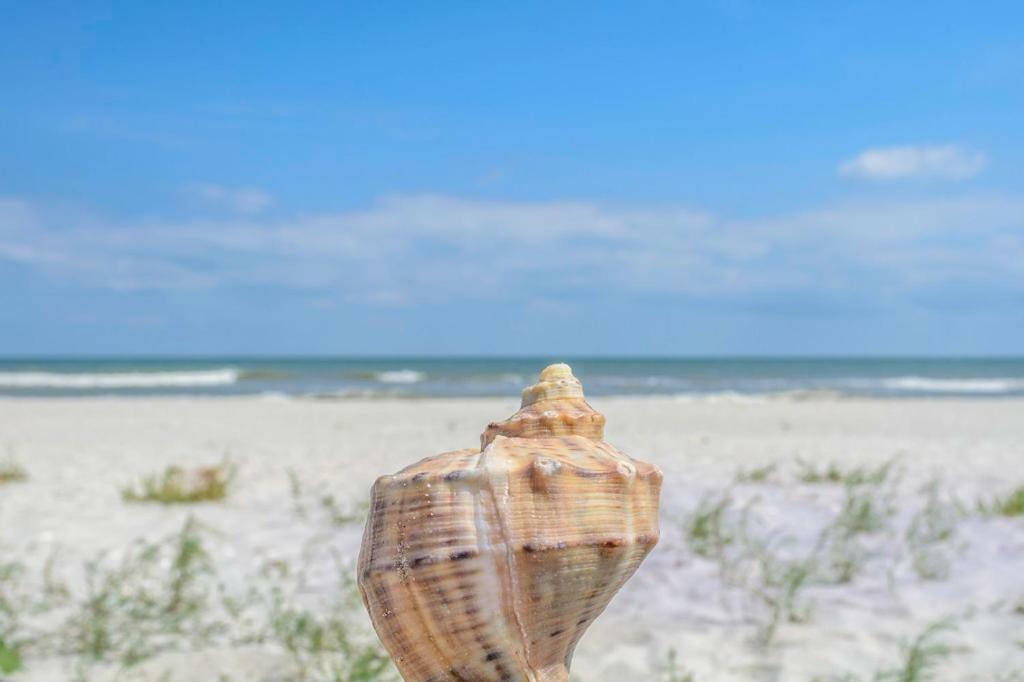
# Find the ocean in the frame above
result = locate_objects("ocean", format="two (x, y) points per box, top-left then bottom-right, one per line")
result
(0, 357), (1022, 398)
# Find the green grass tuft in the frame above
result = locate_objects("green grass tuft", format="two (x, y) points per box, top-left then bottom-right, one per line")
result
(834, 483), (896, 537)
(796, 458), (895, 487)
(0, 461), (27, 485)
(986, 486), (1024, 517)
(906, 482), (961, 581)
(63, 517), (219, 665)
(874, 619), (956, 682)
(122, 462), (236, 504)
(0, 636), (21, 674)
(752, 548), (816, 645)
(683, 492), (739, 559)
(735, 463), (777, 484)
(659, 648), (696, 681)
(816, 529), (867, 585)
(266, 599), (395, 681)
(320, 495), (370, 527)
(287, 469), (370, 527)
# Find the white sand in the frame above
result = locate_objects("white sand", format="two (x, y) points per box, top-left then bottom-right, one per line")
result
(1, 396), (1023, 681)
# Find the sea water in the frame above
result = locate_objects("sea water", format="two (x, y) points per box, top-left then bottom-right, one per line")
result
(0, 357), (1022, 398)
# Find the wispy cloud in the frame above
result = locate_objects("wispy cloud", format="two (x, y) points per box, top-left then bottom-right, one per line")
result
(183, 183), (274, 214)
(839, 144), (987, 182)
(1, 194), (1021, 310)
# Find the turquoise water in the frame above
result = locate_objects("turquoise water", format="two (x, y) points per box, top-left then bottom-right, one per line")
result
(0, 357), (1022, 398)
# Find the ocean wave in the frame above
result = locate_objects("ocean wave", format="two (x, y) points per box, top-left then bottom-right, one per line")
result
(374, 369), (426, 384)
(879, 376), (1024, 394)
(0, 368), (241, 389)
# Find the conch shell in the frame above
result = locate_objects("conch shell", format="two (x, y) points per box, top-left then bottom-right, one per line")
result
(357, 364), (662, 681)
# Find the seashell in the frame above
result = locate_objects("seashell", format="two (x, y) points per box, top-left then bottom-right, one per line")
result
(357, 363), (662, 682)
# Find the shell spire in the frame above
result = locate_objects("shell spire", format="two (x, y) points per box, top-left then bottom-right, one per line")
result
(481, 363), (605, 448)
(357, 363), (662, 682)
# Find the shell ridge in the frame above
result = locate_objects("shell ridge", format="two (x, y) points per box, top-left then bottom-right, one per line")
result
(401, 563), (464, 679)
(571, 442), (637, 672)
(390, 476), (464, 680)
(478, 438), (540, 682)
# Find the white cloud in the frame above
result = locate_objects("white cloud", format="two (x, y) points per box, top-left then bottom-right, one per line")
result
(1, 193), (1021, 308)
(183, 183), (273, 214)
(839, 145), (987, 181)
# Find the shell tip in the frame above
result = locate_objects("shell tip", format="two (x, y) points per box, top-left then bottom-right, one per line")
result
(520, 362), (584, 406)
(539, 363), (574, 381)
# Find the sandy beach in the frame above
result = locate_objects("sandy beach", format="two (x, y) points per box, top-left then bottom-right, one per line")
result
(1, 395), (1023, 681)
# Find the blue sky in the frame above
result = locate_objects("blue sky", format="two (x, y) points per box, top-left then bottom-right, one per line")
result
(1, 1), (1022, 355)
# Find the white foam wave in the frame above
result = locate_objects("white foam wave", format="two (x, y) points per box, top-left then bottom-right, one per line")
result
(0, 368), (241, 389)
(880, 376), (1024, 394)
(374, 370), (425, 384)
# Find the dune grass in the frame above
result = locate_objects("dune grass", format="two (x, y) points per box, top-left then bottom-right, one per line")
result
(0, 636), (21, 674)
(1, 514), (396, 681)
(122, 462), (235, 504)
(834, 482), (897, 537)
(658, 648), (696, 681)
(816, 527), (868, 585)
(683, 492), (741, 559)
(287, 468), (369, 527)
(734, 463), (778, 484)
(819, 620), (960, 681)
(796, 458), (896, 487)
(682, 493), (818, 645)
(751, 548), (816, 645)
(0, 560), (30, 674)
(982, 486), (1024, 517)
(681, 468), (952, 647)
(262, 581), (394, 681)
(874, 619), (956, 682)
(905, 482), (961, 581)
(0, 461), (27, 485)
(62, 517), (218, 664)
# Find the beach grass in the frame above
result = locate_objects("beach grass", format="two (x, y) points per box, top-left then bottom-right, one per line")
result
(683, 492), (739, 559)
(682, 491), (819, 644)
(63, 517), (217, 664)
(287, 469), (369, 527)
(264, 589), (395, 681)
(0, 636), (21, 674)
(0, 560), (28, 668)
(796, 458), (896, 487)
(734, 462), (777, 484)
(752, 548), (816, 645)
(318, 495), (370, 527)
(817, 528), (867, 585)
(905, 482), (961, 581)
(122, 462), (235, 504)
(0, 461), (27, 485)
(875, 619), (956, 682)
(658, 648), (696, 681)
(986, 486), (1024, 517)
(1, 514), (396, 680)
(833, 482), (897, 537)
